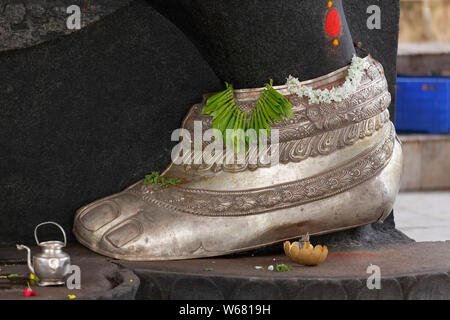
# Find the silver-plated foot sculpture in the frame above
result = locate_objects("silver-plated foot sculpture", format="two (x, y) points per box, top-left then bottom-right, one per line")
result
(73, 55), (403, 261)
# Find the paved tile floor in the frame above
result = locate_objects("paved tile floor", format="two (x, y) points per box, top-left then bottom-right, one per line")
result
(394, 191), (450, 242)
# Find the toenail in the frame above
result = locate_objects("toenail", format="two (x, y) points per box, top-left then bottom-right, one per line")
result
(106, 220), (143, 248)
(79, 201), (120, 231)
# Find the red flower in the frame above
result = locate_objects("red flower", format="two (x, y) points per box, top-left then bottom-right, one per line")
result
(23, 282), (36, 297)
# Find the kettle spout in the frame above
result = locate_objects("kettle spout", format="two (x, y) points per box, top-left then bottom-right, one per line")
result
(16, 244), (35, 275)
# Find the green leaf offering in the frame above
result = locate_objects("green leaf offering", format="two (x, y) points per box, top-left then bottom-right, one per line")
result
(202, 80), (294, 153)
(144, 171), (180, 188)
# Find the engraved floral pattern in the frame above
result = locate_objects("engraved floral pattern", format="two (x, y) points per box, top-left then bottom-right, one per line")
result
(179, 56), (391, 174)
(139, 123), (396, 217)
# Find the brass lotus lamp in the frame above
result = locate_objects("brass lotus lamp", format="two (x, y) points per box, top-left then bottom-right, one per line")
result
(284, 234), (328, 266)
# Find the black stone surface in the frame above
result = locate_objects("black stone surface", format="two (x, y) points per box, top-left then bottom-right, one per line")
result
(243, 213), (414, 257)
(117, 241), (450, 300)
(0, 244), (140, 300)
(0, 0), (131, 51)
(2, 242), (449, 300)
(344, 0), (400, 119)
(148, 0), (356, 88)
(0, 0), (221, 243)
(147, 0), (399, 117)
(0, 0), (401, 245)
(311, 212), (413, 249)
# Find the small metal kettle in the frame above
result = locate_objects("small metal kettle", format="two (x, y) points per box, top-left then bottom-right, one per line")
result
(16, 222), (71, 286)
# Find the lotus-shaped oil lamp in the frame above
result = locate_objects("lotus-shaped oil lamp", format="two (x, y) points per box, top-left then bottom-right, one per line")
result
(284, 233), (328, 266)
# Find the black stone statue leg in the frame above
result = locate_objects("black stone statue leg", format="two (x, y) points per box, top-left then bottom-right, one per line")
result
(148, 0), (356, 88)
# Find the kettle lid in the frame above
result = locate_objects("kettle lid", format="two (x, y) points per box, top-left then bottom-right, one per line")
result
(38, 240), (65, 249)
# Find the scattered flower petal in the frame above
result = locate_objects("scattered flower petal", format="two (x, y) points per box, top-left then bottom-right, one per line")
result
(23, 282), (36, 297)
(23, 288), (36, 297)
(29, 273), (40, 285)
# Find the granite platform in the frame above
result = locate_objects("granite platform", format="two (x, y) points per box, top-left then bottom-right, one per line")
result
(1, 242), (449, 300)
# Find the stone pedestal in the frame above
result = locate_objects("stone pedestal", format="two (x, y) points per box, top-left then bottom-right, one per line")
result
(2, 242), (449, 300)
(0, 245), (139, 300)
(118, 242), (450, 300)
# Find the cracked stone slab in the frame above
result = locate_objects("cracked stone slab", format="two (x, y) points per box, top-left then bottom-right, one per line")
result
(117, 241), (450, 300)
(0, 245), (139, 300)
(0, 0), (131, 51)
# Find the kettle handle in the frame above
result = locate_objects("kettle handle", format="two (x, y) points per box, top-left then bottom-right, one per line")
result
(34, 222), (67, 247)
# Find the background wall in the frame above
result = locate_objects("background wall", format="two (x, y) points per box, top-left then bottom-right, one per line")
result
(399, 0), (450, 43)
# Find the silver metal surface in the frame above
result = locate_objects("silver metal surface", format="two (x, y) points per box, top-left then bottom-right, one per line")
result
(73, 56), (403, 261)
(17, 222), (71, 286)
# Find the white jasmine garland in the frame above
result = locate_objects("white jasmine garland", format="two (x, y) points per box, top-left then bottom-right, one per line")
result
(286, 55), (367, 104)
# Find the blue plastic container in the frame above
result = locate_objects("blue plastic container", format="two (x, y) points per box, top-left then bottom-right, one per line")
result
(395, 76), (449, 134)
